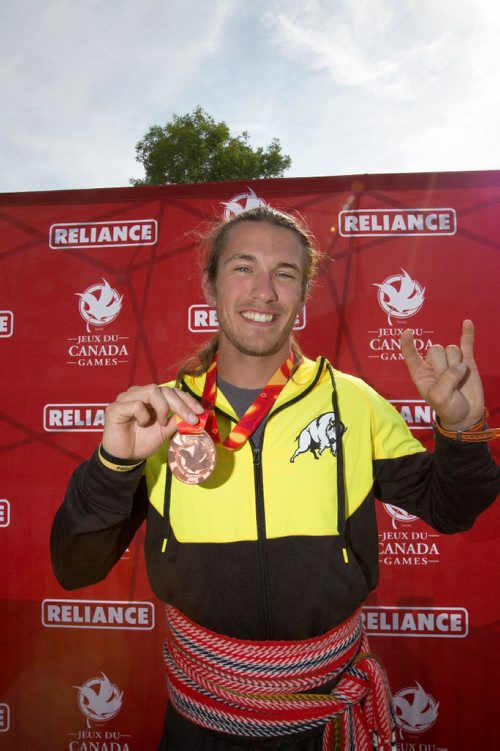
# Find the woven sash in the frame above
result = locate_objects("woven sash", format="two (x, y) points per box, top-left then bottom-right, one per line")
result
(163, 605), (396, 750)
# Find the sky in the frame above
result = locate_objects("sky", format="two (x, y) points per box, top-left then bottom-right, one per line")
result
(1, 0), (499, 194)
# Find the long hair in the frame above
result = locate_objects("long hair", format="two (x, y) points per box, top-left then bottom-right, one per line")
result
(176, 206), (322, 384)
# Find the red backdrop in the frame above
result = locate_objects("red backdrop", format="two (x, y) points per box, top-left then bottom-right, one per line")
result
(1, 171), (499, 750)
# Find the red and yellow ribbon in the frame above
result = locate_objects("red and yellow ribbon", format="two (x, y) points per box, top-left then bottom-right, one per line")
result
(177, 353), (295, 450)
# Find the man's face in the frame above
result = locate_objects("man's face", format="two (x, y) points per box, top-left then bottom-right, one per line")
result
(203, 221), (305, 359)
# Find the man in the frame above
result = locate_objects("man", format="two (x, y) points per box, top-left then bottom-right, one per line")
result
(51, 206), (499, 750)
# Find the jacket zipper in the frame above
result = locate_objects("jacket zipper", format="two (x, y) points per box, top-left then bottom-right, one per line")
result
(249, 363), (325, 641)
(252, 443), (274, 640)
(181, 363), (326, 639)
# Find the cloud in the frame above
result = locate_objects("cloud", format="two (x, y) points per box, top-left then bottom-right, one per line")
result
(266, 0), (459, 100)
(0, 0), (499, 191)
(261, 0), (500, 173)
(0, 0), (240, 191)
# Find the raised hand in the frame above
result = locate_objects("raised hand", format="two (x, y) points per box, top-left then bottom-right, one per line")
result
(101, 384), (205, 461)
(401, 320), (484, 432)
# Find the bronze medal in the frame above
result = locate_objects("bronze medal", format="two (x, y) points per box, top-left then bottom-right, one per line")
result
(168, 430), (216, 485)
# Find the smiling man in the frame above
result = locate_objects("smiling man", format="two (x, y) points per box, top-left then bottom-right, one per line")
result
(203, 220), (306, 377)
(51, 206), (499, 751)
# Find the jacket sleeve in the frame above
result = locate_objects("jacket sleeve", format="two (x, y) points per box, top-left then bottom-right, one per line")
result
(372, 404), (499, 533)
(50, 448), (149, 590)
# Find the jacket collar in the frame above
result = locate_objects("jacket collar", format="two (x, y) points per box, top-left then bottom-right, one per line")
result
(182, 356), (329, 418)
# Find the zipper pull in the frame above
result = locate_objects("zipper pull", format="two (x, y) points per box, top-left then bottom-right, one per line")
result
(253, 447), (261, 466)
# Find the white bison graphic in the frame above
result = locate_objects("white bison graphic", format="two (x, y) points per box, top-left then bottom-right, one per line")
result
(290, 412), (346, 463)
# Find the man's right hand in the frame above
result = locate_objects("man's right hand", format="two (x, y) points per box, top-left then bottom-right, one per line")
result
(101, 384), (205, 461)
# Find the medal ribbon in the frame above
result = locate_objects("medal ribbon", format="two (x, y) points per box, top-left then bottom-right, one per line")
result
(176, 352), (295, 450)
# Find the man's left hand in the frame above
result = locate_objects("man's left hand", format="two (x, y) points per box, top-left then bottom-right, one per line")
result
(401, 319), (484, 431)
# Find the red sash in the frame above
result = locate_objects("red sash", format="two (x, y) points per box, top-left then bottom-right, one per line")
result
(163, 605), (396, 750)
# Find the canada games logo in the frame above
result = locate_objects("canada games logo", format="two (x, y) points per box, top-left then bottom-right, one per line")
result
(379, 506), (441, 566)
(221, 187), (268, 220)
(76, 279), (123, 330)
(67, 672), (134, 750)
(66, 278), (130, 367)
(383, 503), (418, 528)
(374, 269), (425, 326)
(75, 673), (123, 727)
(394, 682), (439, 735)
(368, 269), (434, 362)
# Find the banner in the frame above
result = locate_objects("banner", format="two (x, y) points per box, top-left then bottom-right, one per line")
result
(1, 172), (499, 750)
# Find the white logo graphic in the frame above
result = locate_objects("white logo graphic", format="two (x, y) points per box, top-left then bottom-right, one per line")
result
(42, 599), (155, 630)
(384, 503), (418, 528)
(0, 310), (14, 338)
(76, 279), (123, 332)
(390, 400), (434, 430)
(362, 606), (468, 638)
(374, 269), (425, 325)
(75, 673), (123, 727)
(393, 682), (439, 734)
(43, 403), (107, 432)
(0, 500), (10, 528)
(221, 187), (268, 220)
(290, 413), (346, 463)
(379, 525), (440, 566)
(188, 303), (306, 333)
(339, 208), (456, 237)
(368, 326), (434, 362)
(0, 703), (10, 732)
(67, 333), (130, 368)
(50, 219), (158, 249)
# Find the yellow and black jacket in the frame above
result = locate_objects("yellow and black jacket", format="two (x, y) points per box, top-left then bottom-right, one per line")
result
(51, 357), (499, 641)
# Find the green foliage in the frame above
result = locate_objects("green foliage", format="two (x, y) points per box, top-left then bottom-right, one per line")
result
(131, 106), (292, 185)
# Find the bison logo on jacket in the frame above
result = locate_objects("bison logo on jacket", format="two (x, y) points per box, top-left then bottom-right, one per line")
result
(290, 412), (347, 463)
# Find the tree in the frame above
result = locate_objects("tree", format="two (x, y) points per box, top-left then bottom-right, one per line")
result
(131, 106), (292, 186)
